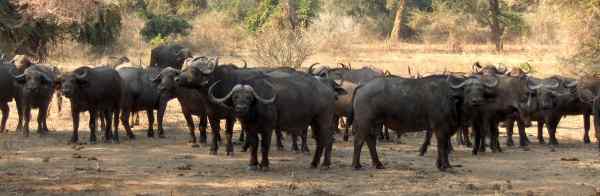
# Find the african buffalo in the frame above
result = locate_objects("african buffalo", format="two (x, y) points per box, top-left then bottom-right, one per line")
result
(57, 66), (124, 143)
(153, 67), (210, 145)
(209, 70), (342, 170)
(149, 44), (192, 70)
(117, 65), (168, 138)
(13, 64), (60, 136)
(351, 75), (498, 171)
(0, 63), (21, 133)
(176, 57), (250, 155)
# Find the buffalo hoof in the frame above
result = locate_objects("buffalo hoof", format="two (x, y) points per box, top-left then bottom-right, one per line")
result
(352, 164), (363, 171)
(259, 165), (270, 172)
(127, 134), (136, 140)
(343, 135), (349, 142)
(583, 137), (591, 144)
(158, 134), (166, 139)
(506, 139), (514, 147)
(302, 148), (310, 154)
(209, 150), (217, 155)
(246, 165), (258, 171)
(374, 162), (385, 169)
(538, 139), (546, 144)
(147, 132), (154, 138)
(320, 165), (331, 170)
(226, 151), (234, 156)
(310, 162), (318, 169)
(90, 140), (97, 145)
(69, 137), (78, 143)
(520, 146), (530, 151)
(191, 143), (200, 148)
(291, 145), (299, 152)
(277, 145), (285, 151)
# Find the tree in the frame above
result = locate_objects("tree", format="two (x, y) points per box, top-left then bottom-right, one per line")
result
(389, 0), (407, 41)
(488, 0), (503, 51)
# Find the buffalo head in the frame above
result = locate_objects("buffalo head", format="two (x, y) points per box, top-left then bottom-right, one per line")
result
(448, 75), (499, 107)
(208, 80), (276, 117)
(13, 69), (53, 94)
(153, 67), (181, 95)
(176, 56), (219, 87)
(58, 66), (91, 98)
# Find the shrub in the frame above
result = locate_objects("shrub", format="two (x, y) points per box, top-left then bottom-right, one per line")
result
(140, 14), (192, 42)
(252, 28), (314, 68)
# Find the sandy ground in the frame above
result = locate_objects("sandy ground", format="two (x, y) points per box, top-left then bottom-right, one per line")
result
(0, 97), (600, 196)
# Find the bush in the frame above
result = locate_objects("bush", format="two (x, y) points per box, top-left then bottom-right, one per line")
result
(181, 11), (246, 56)
(140, 14), (192, 42)
(252, 28), (314, 68)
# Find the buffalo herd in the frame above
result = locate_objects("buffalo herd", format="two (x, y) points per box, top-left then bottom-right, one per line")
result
(1, 44), (600, 172)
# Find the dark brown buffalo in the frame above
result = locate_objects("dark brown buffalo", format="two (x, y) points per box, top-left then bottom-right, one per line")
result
(13, 64), (60, 136)
(209, 71), (341, 170)
(57, 66), (124, 143)
(153, 67), (210, 145)
(351, 75), (498, 171)
(149, 44), (192, 70)
(0, 63), (21, 133)
(175, 57), (250, 155)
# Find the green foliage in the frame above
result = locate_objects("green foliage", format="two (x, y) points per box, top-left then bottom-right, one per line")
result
(140, 14), (192, 42)
(69, 4), (122, 53)
(0, 1), (63, 59)
(245, 0), (279, 32)
(149, 34), (169, 47)
(297, 0), (320, 27)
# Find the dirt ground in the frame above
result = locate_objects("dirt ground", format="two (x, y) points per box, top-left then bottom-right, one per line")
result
(1, 97), (600, 196)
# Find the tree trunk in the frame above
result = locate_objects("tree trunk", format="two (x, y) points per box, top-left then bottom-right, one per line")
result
(489, 0), (503, 52)
(280, 0), (299, 30)
(389, 0), (407, 41)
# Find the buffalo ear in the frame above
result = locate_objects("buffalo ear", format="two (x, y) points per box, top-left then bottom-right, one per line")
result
(334, 87), (347, 95)
(14, 74), (26, 84)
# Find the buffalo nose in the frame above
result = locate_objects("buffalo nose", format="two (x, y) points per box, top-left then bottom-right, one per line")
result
(174, 77), (181, 83)
(470, 98), (483, 105)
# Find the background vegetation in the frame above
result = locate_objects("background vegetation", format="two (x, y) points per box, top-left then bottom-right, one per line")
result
(1, 0), (599, 74)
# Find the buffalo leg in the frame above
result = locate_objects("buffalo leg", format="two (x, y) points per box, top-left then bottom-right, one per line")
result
(352, 128), (366, 170)
(436, 130), (451, 171)
(343, 118), (351, 142)
(291, 132), (300, 152)
(70, 109), (80, 143)
(275, 129), (284, 150)
(112, 108), (120, 142)
(537, 119), (545, 144)
(259, 129), (272, 170)
(104, 109), (114, 143)
(419, 130), (432, 156)
(505, 119), (515, 146)
(120, 109), (136, 139)
(146, 109), (155, 138)
(301, 128), (310, 153)
(208, 118), (220, 155)
(157, 99), (167, 138)
(247, 129), (259, 171)
(583, 112), (591, 144)
(310, 128), (323, 168)
(22, 103), (31, 137)
(516, 119), (529, 147)
(366, 130), (384, 169)
(89, 110), (98, 144)
(182, 111), (196, 144)
(15, 98), (23, 132)
(0, 102), (8, 132)
(37, 105), (49, 134)
(225, 118), (235, 156)
(490, 123), (502, 153)
(547, 120), (559, 146)
(199, 115), (208, 143)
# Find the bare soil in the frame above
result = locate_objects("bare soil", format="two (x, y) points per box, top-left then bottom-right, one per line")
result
(1, 98), (600, 196)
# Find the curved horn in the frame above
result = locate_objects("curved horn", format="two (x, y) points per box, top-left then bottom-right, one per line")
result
(248, 84), (276, 104)
(472, 62), (482, 73)
(565, 80), (577, 88)
(482, 77), (499, 88)
(13, 73), (25, 81)
(151, 73), (161, 83)
(407, 66), (413, 77)
(543, 79), (560, 89)
(208, 81), (242, 104)
(527, 80), (544, 90)
(337, 63), (346, 69)
(550, 89), (571, 96)
(497, 64), (507, 74)
(308, 62), (320, 74)
(75, 69), (88, 79)
(242, 59), (247, 69)
(448, 76), (471, 89)
(214, 57), (219, 67)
